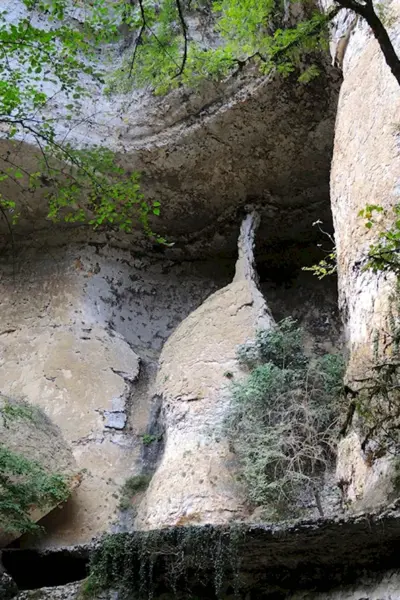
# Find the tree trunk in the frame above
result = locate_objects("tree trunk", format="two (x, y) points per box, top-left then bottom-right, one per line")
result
(364, 4), (400, 86)
(337, 0), (400, 87)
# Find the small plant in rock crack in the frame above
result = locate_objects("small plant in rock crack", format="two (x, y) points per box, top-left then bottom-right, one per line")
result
(118, 474), (152, 511)
(142, 434), (161, 446)
(226, 317), (345, 519)
(0, 395), (44, 429)
(351, 287), (400, 458)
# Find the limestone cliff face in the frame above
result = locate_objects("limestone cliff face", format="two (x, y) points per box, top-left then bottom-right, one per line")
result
(3, 0), (398, 557)
(3, 1), (400, 597)
(135, 215), (274, 529)
(0, 2), (343, 544)
(329, 0), (400, 510)
(0, 245), (229, 546)
(12, 571), (400, 600)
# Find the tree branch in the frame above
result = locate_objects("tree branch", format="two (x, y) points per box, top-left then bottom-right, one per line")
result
(335, 0), (400, 86)
(271, 5), (343, 64)
(173, 0), (188, 78)
(128, 0), (146, 78)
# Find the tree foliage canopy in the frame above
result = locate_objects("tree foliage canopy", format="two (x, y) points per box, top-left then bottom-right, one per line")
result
(0, 0), (163, 239)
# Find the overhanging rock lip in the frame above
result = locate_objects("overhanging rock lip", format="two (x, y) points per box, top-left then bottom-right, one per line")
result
(5, 500), (400, 595)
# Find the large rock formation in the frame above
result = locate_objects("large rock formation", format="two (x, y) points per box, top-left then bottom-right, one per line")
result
(7, 502), (400, 599)
(0, 3), (343, 546)
(329, 0), (400, 511)
(135, 214), (274, 529)
(3, 1), (400, 597)
(0, 244), (230, 546)
(1, 2), (340, 257)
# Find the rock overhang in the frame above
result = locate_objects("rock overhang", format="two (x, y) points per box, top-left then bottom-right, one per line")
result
(5, 502), (400, 598)
(0, 54), (341, 257)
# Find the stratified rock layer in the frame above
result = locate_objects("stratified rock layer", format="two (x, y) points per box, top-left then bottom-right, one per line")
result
(0, 0), (340, 256)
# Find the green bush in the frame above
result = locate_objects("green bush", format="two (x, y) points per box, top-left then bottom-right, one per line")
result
(0, 445), (69, 536)
(226, 318), (344, 518)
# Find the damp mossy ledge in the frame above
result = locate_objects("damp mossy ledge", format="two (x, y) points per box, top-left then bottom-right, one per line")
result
(82, 526), (245, 599)
(78, 502), (400, 599)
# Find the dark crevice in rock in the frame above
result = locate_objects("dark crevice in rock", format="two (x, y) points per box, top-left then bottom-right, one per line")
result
(0, 562), (18, 600)
(2, 547), (89, 591)
(141, 394), (165, 475)
(255, 238), (343, 357)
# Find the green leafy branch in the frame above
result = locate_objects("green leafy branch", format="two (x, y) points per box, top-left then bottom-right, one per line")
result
(0, 444), (70, 536)
(302, 220), (337, 280)
(359, 203), (400, 275)
(227, 318), (344, 518)
(0, 1), (164, 240)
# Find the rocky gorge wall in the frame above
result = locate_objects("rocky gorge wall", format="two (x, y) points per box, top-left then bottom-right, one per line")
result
(1, 0), (400, 597)
(1, 0), (340, 256)
(0, 242), (232, 546)
(0, 225), (341, 547)
(8, 502), (400, 599)
(0, 0), (344, 550)
(329, 0), (400, 512)
(13, 572), (400, 600)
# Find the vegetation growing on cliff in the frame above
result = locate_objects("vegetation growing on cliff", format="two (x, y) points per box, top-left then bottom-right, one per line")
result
(359, 204), (400, 276)
(118, 474), (151, 511)
(100, 0), (400, 93)
(305, 213), (400, 461)
(310, 202), (400, 281)
(227, 318), (345, 518)
(82, 526), (244, 599)
(0, 1), (163, 240)
(91, 0), (400, 98)
(0, 397), (70, 536)
(0, 445), (69, 535)
(347, 286), (400, 458)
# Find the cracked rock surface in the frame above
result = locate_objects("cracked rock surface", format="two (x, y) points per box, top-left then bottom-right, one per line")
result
(0, 244), (230, 546)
